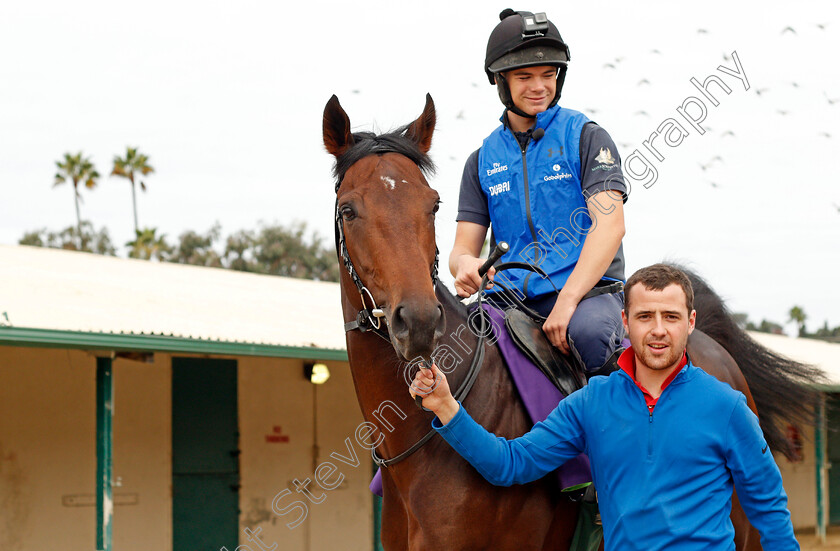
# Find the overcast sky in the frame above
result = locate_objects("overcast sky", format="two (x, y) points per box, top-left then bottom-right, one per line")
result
(1, 1), (838, 332)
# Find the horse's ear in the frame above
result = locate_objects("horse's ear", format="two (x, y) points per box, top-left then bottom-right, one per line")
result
(405, 93), (436, 154)
(323, 95), (355, 158)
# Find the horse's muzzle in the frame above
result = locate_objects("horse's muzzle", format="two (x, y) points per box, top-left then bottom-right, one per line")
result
(389, 301), (445, 360)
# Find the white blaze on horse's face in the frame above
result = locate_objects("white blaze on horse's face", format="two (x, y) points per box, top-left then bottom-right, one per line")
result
(380, 175), (396, 190)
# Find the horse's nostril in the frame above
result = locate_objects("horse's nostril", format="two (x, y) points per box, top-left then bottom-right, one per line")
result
(391, 305), (408, 335)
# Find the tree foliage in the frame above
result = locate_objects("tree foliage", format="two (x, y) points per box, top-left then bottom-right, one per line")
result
(813, 322), (840, 342)
(248, 223), (338, 281)
(166, 223), (222, 267)
(788, 305), (807, 337)
(741, 307), (840, 342)
(224, 229), (257, 272)
(745, 318), (785, 335)
(111, 147), (154, 233)
(126, 228), (172, 261)
(53, 152), (99, 247)
(19, 221), (116, 256)
(21, 219), (339, 282)
(169, 222), (339, 280)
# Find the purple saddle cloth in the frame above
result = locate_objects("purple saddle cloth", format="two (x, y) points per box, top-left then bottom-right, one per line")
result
(370, 302), (594, 496)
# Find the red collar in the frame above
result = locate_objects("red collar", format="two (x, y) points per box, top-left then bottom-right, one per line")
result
(617, 348), (688, 411)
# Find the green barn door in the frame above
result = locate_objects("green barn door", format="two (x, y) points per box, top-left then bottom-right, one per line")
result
(827, 394), (840, 524)
(172, 358), (240, 550)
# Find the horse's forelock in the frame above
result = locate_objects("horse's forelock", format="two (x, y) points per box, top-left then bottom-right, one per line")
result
(333, 126), (436, 191)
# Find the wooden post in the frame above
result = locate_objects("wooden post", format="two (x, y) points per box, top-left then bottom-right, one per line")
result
(816, 394), (827, 543)
(96, 357), (114, 551)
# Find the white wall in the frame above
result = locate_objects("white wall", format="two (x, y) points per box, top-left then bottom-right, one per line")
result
(776, 423), (817, 530)
(238, 357), (372, 551)
(0, 346), (370, 551)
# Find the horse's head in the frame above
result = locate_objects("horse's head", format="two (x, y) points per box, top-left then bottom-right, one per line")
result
(323, 94), (445, 363)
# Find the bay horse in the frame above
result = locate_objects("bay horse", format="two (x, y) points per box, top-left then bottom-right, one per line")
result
(323, 94), (821, 551)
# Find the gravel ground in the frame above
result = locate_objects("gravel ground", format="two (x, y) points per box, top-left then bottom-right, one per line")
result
(797, 527), (840, 549)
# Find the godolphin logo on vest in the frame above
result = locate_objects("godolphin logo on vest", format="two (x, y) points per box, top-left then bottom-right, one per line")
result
(544, 163), (573, 182)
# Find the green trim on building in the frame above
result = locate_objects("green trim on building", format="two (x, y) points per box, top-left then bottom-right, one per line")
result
(0, 326), (348, 360)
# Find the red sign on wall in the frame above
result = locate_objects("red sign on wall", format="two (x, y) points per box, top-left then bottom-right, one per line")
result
(266, 425), (290, 443)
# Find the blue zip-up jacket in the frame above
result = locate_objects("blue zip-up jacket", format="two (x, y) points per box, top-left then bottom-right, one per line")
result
(433, 361), (798, 551)
(478, 105), (593, 298)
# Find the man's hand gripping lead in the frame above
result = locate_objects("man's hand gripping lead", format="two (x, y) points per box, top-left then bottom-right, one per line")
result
(409, 363), (460, 426)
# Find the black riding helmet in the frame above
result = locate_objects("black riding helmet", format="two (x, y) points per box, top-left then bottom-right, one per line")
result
(485, 9), (570, 119)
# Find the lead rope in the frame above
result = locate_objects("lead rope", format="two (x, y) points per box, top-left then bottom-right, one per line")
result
(371, 285), (489, 468)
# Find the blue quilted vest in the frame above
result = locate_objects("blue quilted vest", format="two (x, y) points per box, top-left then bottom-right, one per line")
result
(478, 105), (591, 298)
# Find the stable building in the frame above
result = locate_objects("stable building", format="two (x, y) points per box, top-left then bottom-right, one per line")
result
(749, 331), (840, 541)
(0, 244), (374, 551)
(1, 243), (839, 549)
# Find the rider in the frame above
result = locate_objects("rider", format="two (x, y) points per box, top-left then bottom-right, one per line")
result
(450, 9), (628, 373)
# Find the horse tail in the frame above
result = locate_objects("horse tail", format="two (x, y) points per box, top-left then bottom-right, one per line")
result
(675, 264), (825, 460)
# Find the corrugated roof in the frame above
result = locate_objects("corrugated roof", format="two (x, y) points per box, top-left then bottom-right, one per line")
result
(747, 331), (840, 389)
(0, 244), (346, 353)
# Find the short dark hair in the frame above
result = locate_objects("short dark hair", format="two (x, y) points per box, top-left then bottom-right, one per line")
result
(624, 264), (694, 314)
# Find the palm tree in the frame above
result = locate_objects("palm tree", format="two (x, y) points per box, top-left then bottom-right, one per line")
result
(111, 147), (155, 233)
(53, 152), (99, 248)
(126, 228), (171, 261)
(788, 305), (807, 337)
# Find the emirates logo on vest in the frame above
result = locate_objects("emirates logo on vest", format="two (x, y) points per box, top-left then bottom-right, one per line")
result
(486, 162), (508, 176)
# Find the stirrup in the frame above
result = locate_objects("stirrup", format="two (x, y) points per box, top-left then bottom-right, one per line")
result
(562, 481), (592, 502)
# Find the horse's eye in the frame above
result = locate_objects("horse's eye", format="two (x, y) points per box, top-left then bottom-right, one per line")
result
(340, 205), (356, 221)
(432, 201), (441, 215)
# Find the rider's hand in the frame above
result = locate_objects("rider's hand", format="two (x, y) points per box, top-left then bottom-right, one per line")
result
(453, 255), (495, 298)
(543, 295), (577, 355)
(409, 363), (460, 425)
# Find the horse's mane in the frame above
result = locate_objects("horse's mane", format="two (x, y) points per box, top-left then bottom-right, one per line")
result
(672, 263), (825, 459)
(435, 280), (469, 319)
(332, 126), (436, 190)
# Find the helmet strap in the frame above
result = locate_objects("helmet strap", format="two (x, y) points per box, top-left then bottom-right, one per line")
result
(496, 73), (536, 120)
(549, 65), (568, 108)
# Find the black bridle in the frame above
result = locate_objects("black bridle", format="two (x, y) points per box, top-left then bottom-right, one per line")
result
(335, 196), (394, 342)
(334, 163), (487, 469)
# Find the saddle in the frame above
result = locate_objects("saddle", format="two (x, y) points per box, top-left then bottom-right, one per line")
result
(483, 261), (624, 397)
(504, 308), (587, 397)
